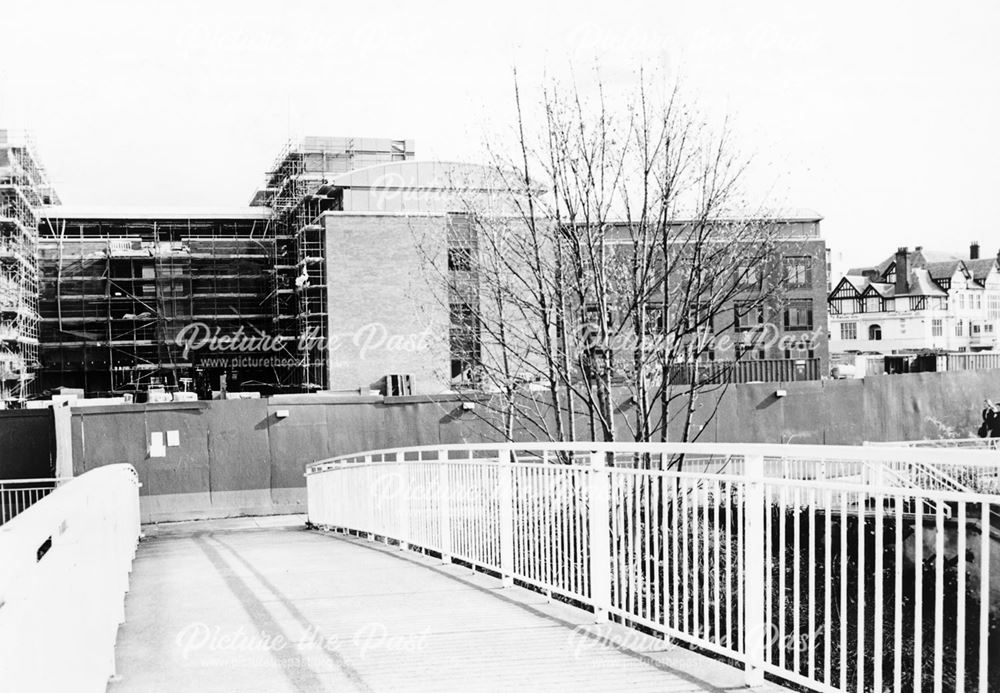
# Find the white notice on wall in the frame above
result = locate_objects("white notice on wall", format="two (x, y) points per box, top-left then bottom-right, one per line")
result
(167, 430), (180, 447)
(150, 431), (166, 458)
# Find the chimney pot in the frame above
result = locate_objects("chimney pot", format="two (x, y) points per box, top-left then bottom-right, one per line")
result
(971, 241), (980, 260)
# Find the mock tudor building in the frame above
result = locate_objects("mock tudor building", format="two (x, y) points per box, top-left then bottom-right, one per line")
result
(828, 243), (1000, 355)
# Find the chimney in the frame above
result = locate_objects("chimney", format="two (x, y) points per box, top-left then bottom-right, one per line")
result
(895, 247), (909, 295)
(970, 241), (980, 259)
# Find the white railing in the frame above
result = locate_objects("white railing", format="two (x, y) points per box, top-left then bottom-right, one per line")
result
(869, 437), (1000, 450)
(0, 464), (141, 693)
(0, 477), (71, 525)
(866, 439), (1000, 493)
(307, 442), (1000, 693)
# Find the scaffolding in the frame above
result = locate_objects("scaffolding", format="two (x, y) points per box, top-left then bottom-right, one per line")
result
(0, 131), (59, 403)
(251, 136), (414, 389)
(36, 213), (298, 396)
(26, 134), (416, 397)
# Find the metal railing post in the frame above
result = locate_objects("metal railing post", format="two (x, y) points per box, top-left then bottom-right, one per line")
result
(589, 450), (611, 622)
(364, 455), (374, 541)
(744, 453), (767, 686)
(437, 449), (452, 563)
(396, 451), (409, 551)
(498, 450), (515, 588)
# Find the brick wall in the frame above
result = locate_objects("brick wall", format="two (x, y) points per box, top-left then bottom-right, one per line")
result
(324, 213), (452, 394)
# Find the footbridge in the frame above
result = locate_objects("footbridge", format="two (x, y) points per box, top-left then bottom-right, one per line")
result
(1, 442), (998, 692)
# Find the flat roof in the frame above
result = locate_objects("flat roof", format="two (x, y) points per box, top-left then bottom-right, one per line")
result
(37, 206), (273, 221)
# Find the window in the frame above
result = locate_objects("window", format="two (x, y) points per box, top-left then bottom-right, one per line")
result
(975, 294), (982, 310)
(449, 303), (481, 380)
(644, 305), (666, 335)
(736, 264), (762, 290)
(447, 247), (474, 272)
(735, 302), (764, 331)
(989, 296), (1000, 319)
(959, 293), (966, 310)
(784, 341), (815, 359)
(783, 299), (814, 331)
(956, 320), (964, 337)
(932, 319), (943, 337)
(687, 302), (713, 333)
(869, 324), (882, 341)
(736, 344), (766, 360)
(783, 256), (813, 288)
(840, 322), (857, 340)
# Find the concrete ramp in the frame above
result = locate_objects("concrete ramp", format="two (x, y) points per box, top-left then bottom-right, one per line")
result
(109, 517), (787, 693)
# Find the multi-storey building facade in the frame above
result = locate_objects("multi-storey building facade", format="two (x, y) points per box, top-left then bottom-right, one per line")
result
(4, 132), (827, 400)
(828, 244), (1000, 355)
(305, 190), (829, 394)
(33, 137), (416, 398)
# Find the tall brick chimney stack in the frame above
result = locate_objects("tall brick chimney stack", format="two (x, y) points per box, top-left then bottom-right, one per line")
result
(895, 247), (909, 295)
(970, 241), (980, 259)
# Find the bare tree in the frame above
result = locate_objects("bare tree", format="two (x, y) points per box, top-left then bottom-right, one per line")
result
(418, 66), (797, 447)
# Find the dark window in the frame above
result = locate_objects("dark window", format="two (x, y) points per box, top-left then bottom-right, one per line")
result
(687, 302), (713, 333)
(734, 302), (764, 331)
(783, 256), (813, 288)
(448, 247), (474, 272)
(449, 303), (480, 381)
(736, 344), (766, 360)
(783, 299), (814, 331)
(737, 264), (762, 291)
(645, 305), (666, 334)
(869, 324), (882, 340)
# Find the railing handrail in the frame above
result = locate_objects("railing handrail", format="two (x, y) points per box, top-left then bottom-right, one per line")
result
(867, 437), (1000, 447)
(309, 449), (1000, 505)
(0, 476), (72, 486)
(308, 440), (1000, 473)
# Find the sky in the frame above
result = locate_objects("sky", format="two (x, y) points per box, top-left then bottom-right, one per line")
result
(1, 1), (998, 272)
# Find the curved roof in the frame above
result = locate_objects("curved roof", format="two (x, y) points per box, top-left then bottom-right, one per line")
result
(317, 160), (536, 194)
(312, 160), (540, 214)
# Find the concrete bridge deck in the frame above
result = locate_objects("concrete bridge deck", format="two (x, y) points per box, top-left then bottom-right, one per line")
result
(108, 516), (784, 693)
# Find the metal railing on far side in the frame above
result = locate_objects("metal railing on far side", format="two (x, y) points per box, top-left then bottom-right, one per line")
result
(0, 477), (70, 526)
(307, 442), (1000, 693)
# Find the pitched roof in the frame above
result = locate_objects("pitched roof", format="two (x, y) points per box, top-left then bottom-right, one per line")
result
(923, 260), (965, 281)
(907, 267), (948, 297)
(841, 275), (871, 293)
(966, 257), (997, 282)
(839, 269), (945, 299)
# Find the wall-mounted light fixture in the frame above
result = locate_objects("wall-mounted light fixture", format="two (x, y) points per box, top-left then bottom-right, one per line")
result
(775, 389), (788, 398)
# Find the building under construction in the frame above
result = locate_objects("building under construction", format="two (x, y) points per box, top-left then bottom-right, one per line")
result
(0, 131), (59, 402)
(36, 208), (288, 395)
(30, 137), (414, 398)
(249, 137), (414, 390)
